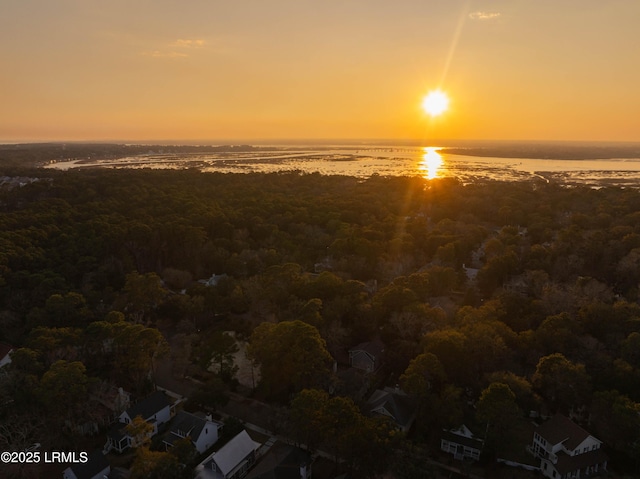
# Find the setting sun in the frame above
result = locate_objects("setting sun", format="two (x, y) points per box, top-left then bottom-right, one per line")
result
(422, 90), (449, 117)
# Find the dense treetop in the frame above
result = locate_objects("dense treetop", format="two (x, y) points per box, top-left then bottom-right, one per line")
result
(2, 167), (640, 473)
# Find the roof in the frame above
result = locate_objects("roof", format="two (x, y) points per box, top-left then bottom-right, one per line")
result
(107, 423), (127, 442)
(126, 391), (170, 421)
(66, 450), (110, 479)
(536, 415), (595, 450)
(0, 342), (13, 359)
(442, 428), (484, 451)
(245, 441), (311, 479)
(349, 339), (385, 358)
(167, 410), (217, 442)
(211, 430), (259, 476)
(553, 448), (609, 475)
(366, 388), (417, 430)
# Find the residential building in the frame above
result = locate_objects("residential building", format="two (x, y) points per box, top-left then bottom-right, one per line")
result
(163, 410), (222, 454)
(365, 387), (417, 433)
(441, 424), (484, 461)
(104, 390), (173, 453)
(348, 340), (385, 373)
(531, 414), (608, 479)
(62, 450), (110, 479)
(195, 430), (261, 479)
(245, 441), (312, 479)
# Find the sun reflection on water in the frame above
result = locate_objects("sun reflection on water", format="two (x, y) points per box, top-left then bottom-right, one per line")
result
(420, 147), (443, 179)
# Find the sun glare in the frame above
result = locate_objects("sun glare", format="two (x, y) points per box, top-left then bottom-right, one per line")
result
(422, 90), (449, 117)
(420, 147), (443, 179)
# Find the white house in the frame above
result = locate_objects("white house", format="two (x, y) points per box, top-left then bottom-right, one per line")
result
(62, 451), (110, 479)
(441, 424), (484, 462)
(104, 390), (173, 453)
(195, 430), (261, 479)
(532, 414), (608, 479)
(163, 411), (222, 454)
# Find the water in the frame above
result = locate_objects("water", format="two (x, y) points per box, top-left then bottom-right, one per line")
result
(44, 144), (640, 186)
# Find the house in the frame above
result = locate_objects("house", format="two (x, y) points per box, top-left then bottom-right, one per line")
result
(62, 450), (110, 479)
(441, 425), (484, 461)
(67, 383), (131, 436)
(365, 387), (417, 433)
(348, 340), (384, 373)
(531, 414), (608, 479)
(0, 342), (13, 369)
(245, 441), (312, 479)
(195, 430), (261, 479)
(163, 410), (222, 454)
(104, 390), (173, 453)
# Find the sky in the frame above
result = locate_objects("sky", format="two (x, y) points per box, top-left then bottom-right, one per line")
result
(1, 0), (639, 143)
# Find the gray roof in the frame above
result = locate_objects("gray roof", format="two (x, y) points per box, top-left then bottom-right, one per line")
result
(245, 441), (311, 479)
(441, 430), (483, 450)
(167, 410), (216, 443)
(349, 340), (385, 358)
(210, 430), (259, 476)
(126, 391), (170, 421)
(67, 450), (110, 479)
(366, 388), (417, 430)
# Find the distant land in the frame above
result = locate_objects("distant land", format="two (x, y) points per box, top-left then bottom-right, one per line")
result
(1, 140), (640, 169)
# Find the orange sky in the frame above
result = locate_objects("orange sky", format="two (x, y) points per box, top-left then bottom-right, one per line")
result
(1, 1), (639, 143)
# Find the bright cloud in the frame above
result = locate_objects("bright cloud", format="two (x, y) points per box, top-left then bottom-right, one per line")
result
(143, 39), (206, 59)
(469, 11), (501, 21)
(170, 39), (206, 48)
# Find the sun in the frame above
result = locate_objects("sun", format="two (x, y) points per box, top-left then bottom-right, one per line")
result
(422, 90), (449, 117)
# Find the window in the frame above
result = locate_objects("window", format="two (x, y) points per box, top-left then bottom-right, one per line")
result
(205, 428), (208, 434)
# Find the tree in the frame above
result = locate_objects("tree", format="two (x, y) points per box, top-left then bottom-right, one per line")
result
(121, 271), (165, 323)
(38, 360), (91, 420)
(185, 377), (229, 412)
(197, 331), (239, 381)
(289, 388), (329, 452)
(532, 353), (591, 413)
(247, 320), (333, 399)
(125, 415), (155, 448)
(590, 390), (640, 461)
(476, 382), (520, 453)
(112, 322), (170, 393)
(130, 447), (185, 479)
(400, 352), (446, 399)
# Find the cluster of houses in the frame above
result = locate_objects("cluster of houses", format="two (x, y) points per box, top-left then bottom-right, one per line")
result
(63, 389), (311, 479)
(348, 340), (609, 479)
(39, 334), (610, 479)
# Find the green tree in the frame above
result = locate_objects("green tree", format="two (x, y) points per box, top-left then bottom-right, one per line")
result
(248, 320), (333, 398)
(39, 360), (91, 421)
(122, 271), (165, 323)
(130, 447), (185, 479)
(400, 352), (446, 399)
(289, 388), (329, 452)
(532, 353), (591, 413)
(476, 382), (521, 454)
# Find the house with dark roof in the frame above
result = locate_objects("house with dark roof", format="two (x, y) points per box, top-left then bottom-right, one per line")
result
(163, 410), (222, 454)
(348, 340), (384, 373)
(441, 424), (484, 462)
(62, 450), (110, 479)
(532, 414), (608, 479)
(365, 387), (417, 433)
(104, 390), (173, 453)
(245, 441), (311, 479)
(195, 430), (261, 479)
